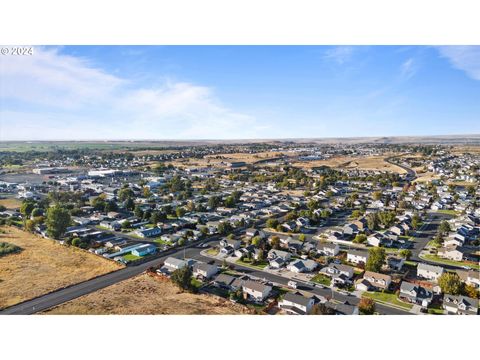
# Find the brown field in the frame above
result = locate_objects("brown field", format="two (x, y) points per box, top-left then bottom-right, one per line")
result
(43, 273), (253, 315)
(0, 226), (122, 309)
(293, 155), (407, 174)
(450, 145), (480, 155)
(168, 151), (286, 168)
(0, 197), (22, 209)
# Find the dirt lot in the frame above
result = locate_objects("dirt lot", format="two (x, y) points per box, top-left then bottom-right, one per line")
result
(293, 154), (407, 174)
(169, 151), (285, 168)
(0, 226), (122, 309)
(43, 273), (253, 315)
(0, 197), (22, 209)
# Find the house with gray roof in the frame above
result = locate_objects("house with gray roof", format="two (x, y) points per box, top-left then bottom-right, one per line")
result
(279, 292), (315, 315)
(417, 263), (444, 281)
(443, 294), (479, 315)
(399, 281), (433, 307)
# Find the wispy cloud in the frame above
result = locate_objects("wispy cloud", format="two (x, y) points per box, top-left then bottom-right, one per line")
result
(323, 46), (355, 65)
(400, 58), (417, 80)
(0, 47), (258, 140)
(436, 46), (480, 80)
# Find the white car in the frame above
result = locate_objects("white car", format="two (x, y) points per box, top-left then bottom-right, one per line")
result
(288, 280), (298, 289)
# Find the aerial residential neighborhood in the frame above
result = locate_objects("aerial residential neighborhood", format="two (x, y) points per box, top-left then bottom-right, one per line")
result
(1, 139), (479, 316)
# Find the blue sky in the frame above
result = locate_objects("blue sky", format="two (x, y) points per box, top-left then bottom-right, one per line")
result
(1, 45), (479, 140)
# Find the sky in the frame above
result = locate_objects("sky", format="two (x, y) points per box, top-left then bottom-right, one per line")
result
(1, 45), (480, 140)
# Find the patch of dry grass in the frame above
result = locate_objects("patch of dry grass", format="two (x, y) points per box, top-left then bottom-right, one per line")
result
(0, 226), (122, 309)
(43, 273), (253, 315)
(0, 198), (22, 210)
(293, 154), (406, 174)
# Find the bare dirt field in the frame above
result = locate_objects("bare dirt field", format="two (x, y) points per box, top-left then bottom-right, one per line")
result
(43, 273), (253, 315)
(0, 226), (122, 309)
(293, 155), (407, 174)
(0, 197), (22, 209)
(451, 145), (480, 155)
(169, 151), (286, 168)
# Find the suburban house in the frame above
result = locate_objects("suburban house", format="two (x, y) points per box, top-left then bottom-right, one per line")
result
(443, 294), (479, 315)
(360, 271), (392, 291)
(193, 262), (218, 280)
(134, 227), (162, 238)
(267, 249), (292, 261)
(317, 243), (340, 257)
(220, 238), (242, 250)
(399, 281), (433, 307)
(437, 245), (466, 261)
(347, 250), (369, 265)
(159, 257), (194, 275)
(320, 263), (354, 286)
(325, 301), (359, 315)
(131, 243), (157, 256)
(213, 273), (236, 290)
(417, 263), (444, 281)
(387, 255), (405, 272)
(279, 292), (315, 315)
(287, 259), (318, 273)
(242, 280), (272, 302)
(267, 249), (291, 268)
(456, 269), (480, 288)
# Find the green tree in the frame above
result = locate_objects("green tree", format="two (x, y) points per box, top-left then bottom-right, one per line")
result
(175, 207), (186, 218)
(351, 210), (363, 219)
(31, 208), (43, 218)
(372, 191), (382, 201)
(251, 236), (263, 247)
(134, 205), (143, 218)
(224, 196), (236, 208)
(208, 196), (221, 209)
(124, 197), (135, 211)
(170, 266), (193, 291)
(46, 205), (71, 239)
(266, 218), (279, 229)
(20, 201), (35, 217)
(270, 235), (280, 249)
(353, 234), (367, 244)
(71, 237), (81, 247)
(439, 220), (451, 235)
(412, 213), (420, 230)
(366, 247), (386, 272)
(438, 272), (462, 295)
(399, 249), (412, 260)
(366, 213), (379, 231)
(118, 188), (134, 202)
(218, 222), (233, 235)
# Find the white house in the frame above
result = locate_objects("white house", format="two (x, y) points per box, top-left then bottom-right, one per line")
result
(242, 280), (272, 302)
(417, 263), (444, 282)
(443, 294), (478, 315)
(318, 243), (340, 256)
(347, 250), (369, 265)
(193, 262), (218, 280)
(279, 292), (315, 315)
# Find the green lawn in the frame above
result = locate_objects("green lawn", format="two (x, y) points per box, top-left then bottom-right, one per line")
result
(206, 248), (219, 256)
(123, 253), (142, 261)
(436, 210), (459, 216)
(421, 254), (480, 270)
(363, 291), (413, 310)
(236, 258), (268, 270)
(190, 278), (203, 289)
(311, 273), (332, 286)
(428, 305), (444, 315)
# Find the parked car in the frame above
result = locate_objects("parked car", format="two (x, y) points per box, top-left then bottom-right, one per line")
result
(288, 280), (298, 289)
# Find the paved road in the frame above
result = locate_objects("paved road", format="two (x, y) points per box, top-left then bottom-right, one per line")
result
(184, 246), (408, 315)
(0, 216), (272, 315)
(385, 155), (417, 181)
